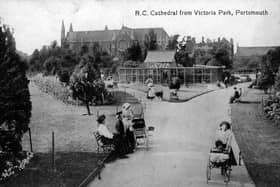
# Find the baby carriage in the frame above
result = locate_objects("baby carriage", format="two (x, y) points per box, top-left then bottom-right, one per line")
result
(132, 118), (149, 147)
(206, 145), (232, 184)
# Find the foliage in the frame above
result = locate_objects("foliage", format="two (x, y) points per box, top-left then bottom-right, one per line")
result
(125, 41), (143, 62)
(0, 23), (32, 154)
(266, 47), (280, 74)
(274, 66), (280, 91)
(144, 29), (158, 51)
(213, 48), (232, 69)
(258, 58), (274, 92)
(123, 60), (141, 68)
(233, 56), (261, 71)
(175, 38), (194, 67)
(167, 34), (179, 50)
(70, 56), (101, 115)
(43, 56), (60, 75)
(58, 71), (70, 84)
(169, 77), (181, 90)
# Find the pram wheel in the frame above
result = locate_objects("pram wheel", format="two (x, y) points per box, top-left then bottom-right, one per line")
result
(206, 161), (211, 183)
(223, 166), (231, 183)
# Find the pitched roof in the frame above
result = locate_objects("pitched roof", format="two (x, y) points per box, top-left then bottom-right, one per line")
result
(133, 28), (167, 41)
(144, 50), (175, 63)
(66, 26), (168, 43)
(67, 30), (119, 42)
(236, 46), (279, 57)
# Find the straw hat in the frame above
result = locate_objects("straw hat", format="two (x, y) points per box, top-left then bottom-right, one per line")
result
(147, 83), (154, 88)
(122, 103), (131, 110)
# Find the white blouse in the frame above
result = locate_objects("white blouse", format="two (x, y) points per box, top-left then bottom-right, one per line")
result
(97, 124), (113, 139)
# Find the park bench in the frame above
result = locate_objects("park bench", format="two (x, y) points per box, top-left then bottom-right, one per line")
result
(93, 131), (114, 154)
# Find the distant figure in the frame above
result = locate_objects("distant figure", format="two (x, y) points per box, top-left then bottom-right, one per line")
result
(154, 87), (163, 100)
(224, 76), (229, 88)
(147, 83), (155, 100)
(229, 87), (242, 103)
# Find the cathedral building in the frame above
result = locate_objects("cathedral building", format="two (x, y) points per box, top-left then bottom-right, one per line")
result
(61, 21), (169, 56)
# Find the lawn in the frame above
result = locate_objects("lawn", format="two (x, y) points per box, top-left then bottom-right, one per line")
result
(231, 88), (280, 186)
(8, 83), (141, 186)
(1, 152), (106, 187)
(22, 83), (141, 153)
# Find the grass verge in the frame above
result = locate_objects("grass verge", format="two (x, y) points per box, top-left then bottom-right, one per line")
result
(1, 152), (107, 187)
(231, 101), (280, 186)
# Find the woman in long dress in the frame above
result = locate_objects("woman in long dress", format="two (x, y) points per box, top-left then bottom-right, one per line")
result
(122, 103), (136, 150)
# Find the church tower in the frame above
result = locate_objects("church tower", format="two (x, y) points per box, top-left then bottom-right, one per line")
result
(61, 20), (65, 47)
(69, 23), (73, 32)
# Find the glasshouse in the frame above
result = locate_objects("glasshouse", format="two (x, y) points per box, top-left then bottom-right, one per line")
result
(118, 65), (225, 85)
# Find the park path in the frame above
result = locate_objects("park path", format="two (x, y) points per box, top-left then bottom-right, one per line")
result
(88, 86), (255, 187)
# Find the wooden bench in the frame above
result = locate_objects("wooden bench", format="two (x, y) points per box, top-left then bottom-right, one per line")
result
(93, 131), (114, 154)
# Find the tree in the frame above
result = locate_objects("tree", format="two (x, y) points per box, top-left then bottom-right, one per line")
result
(80, 44), (89, 56)
(266, 47), (280, 74)
(70, 56), (100, 115)
(167, 34), (179, 50)
(213, 48), (232, 69)
(29, 49), (42, 72)
(258, 57), (274, 93)
(144, 29), (158, 51)
(0, 23), (32, 154)
(274, 66), (280, 91)
(125, 41), (143, 62)
(175, 38), (194, 67)
(43, 56), (60, 75)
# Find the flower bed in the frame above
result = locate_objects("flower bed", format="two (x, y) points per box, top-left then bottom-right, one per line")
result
(262, 95), (280, 124)
(32, 74), (81, 105)
(32, 74), (114, 106)
(0, 151), (34, 182)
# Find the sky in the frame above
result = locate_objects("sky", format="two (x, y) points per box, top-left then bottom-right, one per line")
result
(0, 0), (279, 55)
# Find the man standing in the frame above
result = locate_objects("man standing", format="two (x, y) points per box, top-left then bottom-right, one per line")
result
(115, 112), (125, 138)
(115, 112), (133, 153)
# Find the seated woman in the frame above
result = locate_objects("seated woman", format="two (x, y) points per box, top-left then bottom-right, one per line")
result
(97, 115), (127, 157)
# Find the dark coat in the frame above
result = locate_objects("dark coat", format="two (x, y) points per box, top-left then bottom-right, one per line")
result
(115, 119), (125, 137)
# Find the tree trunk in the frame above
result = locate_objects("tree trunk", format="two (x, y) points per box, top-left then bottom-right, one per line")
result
(85, 102), (91, 115)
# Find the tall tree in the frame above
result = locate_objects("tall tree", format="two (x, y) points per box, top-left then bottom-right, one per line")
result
(144, 29), (158, 51)
(167, 34), (179, 50)
(125, 41), (143, 62)
(266, 47), (280, 74)
(70, 56), (100, 115)
(0, 23), (32, 153)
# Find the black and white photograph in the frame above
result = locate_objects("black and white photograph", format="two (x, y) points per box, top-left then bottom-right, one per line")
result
(0, 0), (279, 186)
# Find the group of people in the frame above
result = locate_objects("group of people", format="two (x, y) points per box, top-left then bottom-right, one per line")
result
(147, 82), (163, 100)
(97, 103), (136, 158)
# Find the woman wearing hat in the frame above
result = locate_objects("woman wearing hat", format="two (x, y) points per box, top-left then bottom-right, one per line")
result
(97, 114), (126, 157)
(147, 83), (155, 100)
(122, 103), (136, 150)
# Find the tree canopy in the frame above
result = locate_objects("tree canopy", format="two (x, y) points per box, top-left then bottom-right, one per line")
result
(0, 23), (32, 153)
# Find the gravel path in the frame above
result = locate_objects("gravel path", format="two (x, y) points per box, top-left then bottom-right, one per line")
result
(88, 86), (255, 187)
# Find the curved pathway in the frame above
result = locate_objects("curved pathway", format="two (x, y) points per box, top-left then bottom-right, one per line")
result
(88, 87), (255, 187)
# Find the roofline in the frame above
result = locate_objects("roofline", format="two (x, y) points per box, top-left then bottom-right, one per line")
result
(119, 66), (224, 70)
(237, 45), (280, 48)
